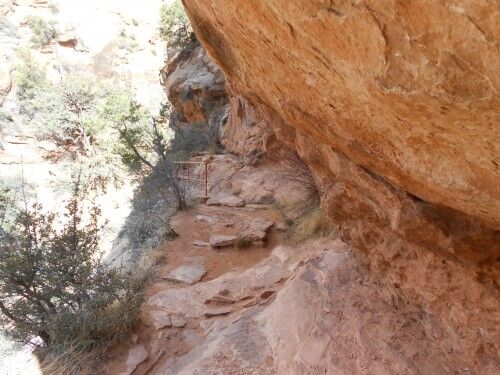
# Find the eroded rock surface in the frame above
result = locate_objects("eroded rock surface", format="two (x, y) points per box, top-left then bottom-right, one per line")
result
(184, 0), (499, 228)
(153, 3), (500, 373)
(122, 345), (148, 375)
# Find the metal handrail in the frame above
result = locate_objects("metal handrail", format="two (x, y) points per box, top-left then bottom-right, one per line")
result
(173, 161), (209, 196)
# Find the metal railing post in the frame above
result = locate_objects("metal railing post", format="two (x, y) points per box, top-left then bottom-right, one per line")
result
(205, 162), (208, 197)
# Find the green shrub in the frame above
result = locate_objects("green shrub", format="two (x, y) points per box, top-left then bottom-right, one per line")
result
(159, 0), (192, 48)
(26, 16), (57, 48)
(0, 181), (144, 370)
(15, 52), (49, 118)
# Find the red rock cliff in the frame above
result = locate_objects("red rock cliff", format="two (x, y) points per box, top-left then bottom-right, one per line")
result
(183, 0), (499, 228)
(176, 1), (500, 372)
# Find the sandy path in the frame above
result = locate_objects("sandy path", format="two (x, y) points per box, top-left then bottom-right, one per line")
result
(102, 202), (286, 374)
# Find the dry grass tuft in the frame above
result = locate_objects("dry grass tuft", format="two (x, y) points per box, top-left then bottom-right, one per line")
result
(276, 197), (337, 245)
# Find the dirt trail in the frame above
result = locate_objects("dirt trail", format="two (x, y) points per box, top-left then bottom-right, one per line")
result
(103, 201), (288, 374)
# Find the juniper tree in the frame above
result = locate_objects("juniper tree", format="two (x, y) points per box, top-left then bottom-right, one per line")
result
(0, 179), (141, 349)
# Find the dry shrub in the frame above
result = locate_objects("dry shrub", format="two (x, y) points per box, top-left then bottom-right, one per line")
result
(288, 204), (336, 244)
(276, 194), (337, 244)
(236, 238), (252, 249)
(280, 149), (319, 201)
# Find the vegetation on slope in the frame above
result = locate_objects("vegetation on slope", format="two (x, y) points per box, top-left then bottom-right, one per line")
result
(159, 0), (193, 48)
(0, 178), (145, 373)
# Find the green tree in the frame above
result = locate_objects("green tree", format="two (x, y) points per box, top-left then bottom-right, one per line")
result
(26, 16), (57, 48)
(0, 179), (142, 350)
(114, 102), (188, 210)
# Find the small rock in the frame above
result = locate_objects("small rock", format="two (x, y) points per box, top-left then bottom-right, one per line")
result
(241, 217), (274, 242)
(165, 264), (207, 284)
(209, 234), (237, 247)
(171, 315), (187, 328)
(122, 345), (148, 375)
(193, 240), (210, 247)
(151, 311), (172, 330)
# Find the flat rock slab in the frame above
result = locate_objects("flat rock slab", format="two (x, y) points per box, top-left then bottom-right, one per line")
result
(210, 234), (237, 247)
(207, 195), (245, 207)
(122, 344), (148, 375)
(165, 264), (207, 284)
(219, 195), (246, 207)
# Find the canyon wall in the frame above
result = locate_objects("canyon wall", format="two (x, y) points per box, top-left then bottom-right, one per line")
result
(183, 0), (499, 228)
(161, 1), (499, 372)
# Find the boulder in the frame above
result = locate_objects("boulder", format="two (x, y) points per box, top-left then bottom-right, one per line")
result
(209, 234), (237, 247)
(206, 195), (245, 207)
(240, 217), (274, 242)
(161, 41), (227, 123)
(57, 30), (78, 48)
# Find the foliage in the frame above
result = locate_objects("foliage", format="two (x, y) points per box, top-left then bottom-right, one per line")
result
(159, 0), (192, 48)
(15, 55), (154, 189)
(118, 28), (139, 52)
(26, 16), (57, 48)
(15, 56), (103, 152)
(0, 180), (143, 355)
(116, 106), (188, 210)
(15, 51), (49, 118)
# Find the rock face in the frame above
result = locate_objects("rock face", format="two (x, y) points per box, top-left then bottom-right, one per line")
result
(161, 41), (227, 123)
(184, 0), (499, 229)
(156, 1), (500, 374)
